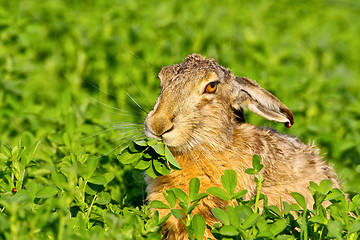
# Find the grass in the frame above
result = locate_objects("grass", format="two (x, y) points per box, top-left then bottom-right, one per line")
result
(0, 0), (359, 239)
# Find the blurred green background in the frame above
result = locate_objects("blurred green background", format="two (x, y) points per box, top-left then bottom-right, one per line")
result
(1, 0), (359, 201)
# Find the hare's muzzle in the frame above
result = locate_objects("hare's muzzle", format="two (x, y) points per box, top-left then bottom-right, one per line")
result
(144, 110), (174, 141)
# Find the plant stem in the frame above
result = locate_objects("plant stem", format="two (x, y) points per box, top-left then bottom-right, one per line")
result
(254, 175), (263, 213)
(254, 182), (262, 213)
(86, 194), (98, 225)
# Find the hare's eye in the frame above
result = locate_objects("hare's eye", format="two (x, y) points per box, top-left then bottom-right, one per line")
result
(205, 82), (218, 93)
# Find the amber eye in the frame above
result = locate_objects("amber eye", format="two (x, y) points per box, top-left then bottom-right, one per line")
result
(205, 82), (218, 93)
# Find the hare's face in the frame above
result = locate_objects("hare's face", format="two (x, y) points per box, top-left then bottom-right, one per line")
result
(144, 66), (234, 153)
(144, 54), (294, 154)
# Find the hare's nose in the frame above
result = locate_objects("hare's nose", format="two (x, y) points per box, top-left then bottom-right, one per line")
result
(145, 113), (174, 138)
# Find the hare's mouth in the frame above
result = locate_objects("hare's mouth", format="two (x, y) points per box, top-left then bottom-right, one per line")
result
(144, 122), (193, 152)
(144, 123), (162, 141)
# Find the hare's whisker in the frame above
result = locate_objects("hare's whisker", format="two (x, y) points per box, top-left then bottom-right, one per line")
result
(100, 133), (145, 157)
(88, 83), (114, 97)
(80, 127), (120, 141)
(127, 92), (148, 114)
(87, 94), (145, 117)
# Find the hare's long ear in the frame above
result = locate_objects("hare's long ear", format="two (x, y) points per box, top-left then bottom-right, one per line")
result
(231, 77), (294, 128)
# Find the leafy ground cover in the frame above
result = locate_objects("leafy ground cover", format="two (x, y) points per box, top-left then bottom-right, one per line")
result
(0, 0), (360, 239)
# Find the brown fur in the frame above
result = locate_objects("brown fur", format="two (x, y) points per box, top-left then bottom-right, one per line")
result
(144, 54), (341, 239)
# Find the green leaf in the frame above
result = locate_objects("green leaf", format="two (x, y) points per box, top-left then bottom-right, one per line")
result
(23, 141), (41, 166)
(178, 201), (189, 214)
(231, 189), (248, 200)
(96, 192), (111, 205)
(275, 235), (295, 240)
(256, 216), (270, 233)
(146, 139), (160, 147)
(325, 188), (343, 201)
(268, 205), (281, 217)
(349, 194), (360, 211)
(309, 215), (327, 225)
(103, 172), (115, 183)
(193, 192), (209, 202)
(348, 221), (360, 234)
(51, 169), (67, 190)
(153, 159), (171, 175)
(211, 208), (229, 225)
(65, 112), (76, 137)
(82, 157), (99, 180)
(318, 179), (333, 195)
(13, 192), (31, 204)
(164, 145), (181, 170)
(135, 159), (151, 170)
(221, 169), (237, 196)
(270, 219), (287, 236)
(117, 148), (142, 164)
(291, 192), (307, 210)
(87, 183), (105, 193)
(257, 231), (274, 238)
(236, 205), (253, 223)
(242, 212), (260, 229)
(164, 190), (176, 208)
(252, 154), (263, 172)
(150, 200), (170, 209)
(88, 176), (107, 185)
(134, 139), (148, 147)
(171, 209), (183, 219)
(219, 225), (239, 237)
(150, 142), (165, 156)
(327, 220), (343, 239)
(227, 206), (240, 228)
(207, 187), (230, 201)
(283, 202), (291, 215)
(309, 181), (319, 195)
(189, 178), (200, 202)
(289, 203), (302, 211)
(245, 168), (256, 175)
(192, 214), (206, 240)
(36, 186), (58, 198)
(1, 144), (12, 158)
(172, 188), (189, 204)
(146, 162), (160, 178)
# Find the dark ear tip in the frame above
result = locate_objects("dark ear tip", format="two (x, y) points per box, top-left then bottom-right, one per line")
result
(284, 115), (294, 128)
(282, 107), (294, 128)
(284, 121), (293, 128)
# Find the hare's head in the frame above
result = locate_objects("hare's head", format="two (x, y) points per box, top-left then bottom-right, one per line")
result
(144, 54), (294, 153)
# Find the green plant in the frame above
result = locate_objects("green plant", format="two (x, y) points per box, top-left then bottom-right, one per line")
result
(150, 178), (209, 240)
(117, 139), (181, 178)
(0, 140), (162, 239)
(149, 156), (360, 240)
(1, 0), (360, 239)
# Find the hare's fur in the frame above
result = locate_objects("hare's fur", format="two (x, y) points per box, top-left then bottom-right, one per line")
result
(144, 54), (340, 239)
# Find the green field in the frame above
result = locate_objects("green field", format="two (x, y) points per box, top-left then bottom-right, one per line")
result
(1, 0), (359, 239)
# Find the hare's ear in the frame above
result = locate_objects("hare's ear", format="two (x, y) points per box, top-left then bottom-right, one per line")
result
(231, 77), (294, 128)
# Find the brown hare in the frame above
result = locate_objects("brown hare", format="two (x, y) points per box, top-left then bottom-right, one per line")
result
(144, 53), (340, 239)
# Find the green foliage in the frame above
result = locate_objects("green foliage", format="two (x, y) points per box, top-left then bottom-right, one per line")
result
(151, 177), (209, 240)
(150, 163), (360, 240)
(1, 0), (360, 239)
(0, 141), (162, 239)
(117, 139), (181, 178)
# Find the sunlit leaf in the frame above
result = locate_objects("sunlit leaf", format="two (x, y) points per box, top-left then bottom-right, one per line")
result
(189, 178), (200, 202)
(192, 214), (205, 240)
(221, 169), (237, 196)
(36, 186), (58, 198)
(211, 208), (229, 225)
(207, 187), (230, 201)
(150, 200), (170, 209)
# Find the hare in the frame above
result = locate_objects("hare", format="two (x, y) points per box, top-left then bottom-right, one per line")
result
(144, 53), (341, 239)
